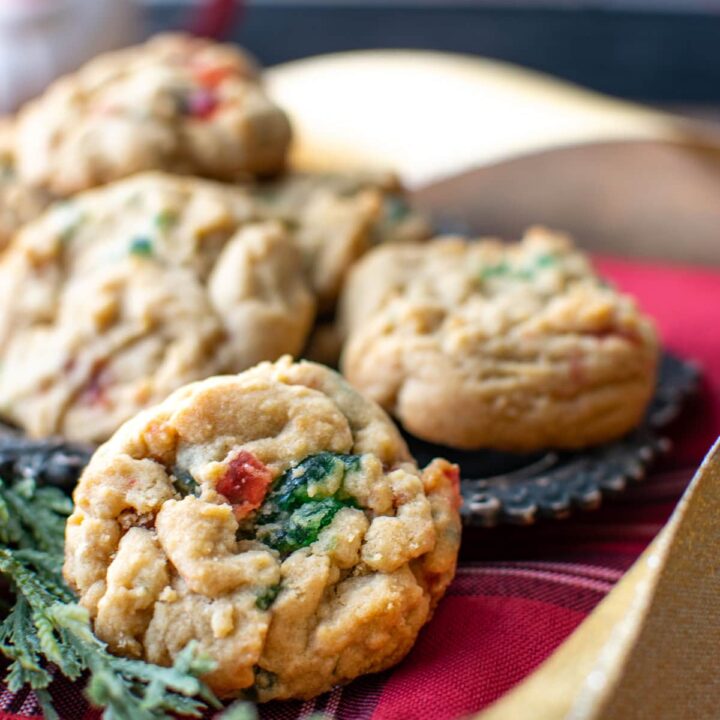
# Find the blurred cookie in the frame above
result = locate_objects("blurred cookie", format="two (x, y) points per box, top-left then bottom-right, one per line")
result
(0, 120), (50, 250)
(64, 357), (461, 700)
(301, 319), (344, 368)
(0, 173), (314, 442)
(340, 227), (659, 451)
(250, 171), (430, 311)
(14, 33), (291, 195)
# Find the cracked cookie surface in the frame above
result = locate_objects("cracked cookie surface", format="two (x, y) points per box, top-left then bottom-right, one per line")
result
(0, 173), (314, 443)
(63, 357), (461, 700)
(339, 227), (659, 450)
(14, 33), (291, 195)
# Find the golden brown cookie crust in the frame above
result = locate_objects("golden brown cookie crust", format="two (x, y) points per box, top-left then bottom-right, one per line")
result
(63, 358), (461, 700)
(339, 227), (659, 450)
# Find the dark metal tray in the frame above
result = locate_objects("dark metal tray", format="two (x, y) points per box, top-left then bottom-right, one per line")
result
(405, 352), (699, 527)
(0, 353), (698, 529)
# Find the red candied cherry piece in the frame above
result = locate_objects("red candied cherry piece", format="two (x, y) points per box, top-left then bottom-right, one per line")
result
(186, 88), (219, 119)
(81, 362), (111, 408)
(193, 63), (238, 88)
(217, 451), (273, 520)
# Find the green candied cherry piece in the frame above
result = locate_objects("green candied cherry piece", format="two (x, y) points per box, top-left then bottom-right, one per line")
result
(384, 195), (411, 223)
(255, 583), (281, 611)
(171, 467), (200, 497)
(479, 252), (558, 285)
(129, 236), (154, 257)
(257, 497), (348, 555)
(260, 453), (360, 520)
(154, 208), (179, 231)
(479, 260), (511, 280)
(254, 452), (362, 556)
(534, 252), (557, 269)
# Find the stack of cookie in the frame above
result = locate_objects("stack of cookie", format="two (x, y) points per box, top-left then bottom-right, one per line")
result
(0, 33), (659, 704)
(0, 34), (460, 702)
(0, 33), (428, 443)
(0, 32), (659, 453)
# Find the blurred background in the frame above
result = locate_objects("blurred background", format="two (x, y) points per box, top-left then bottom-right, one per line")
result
(142, 0), (720, 108)
(151, 1), (720, 267)
(2, 0), (720, 263)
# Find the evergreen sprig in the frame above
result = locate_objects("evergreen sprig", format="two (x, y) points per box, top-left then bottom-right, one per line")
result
(0, 469), (226, 719)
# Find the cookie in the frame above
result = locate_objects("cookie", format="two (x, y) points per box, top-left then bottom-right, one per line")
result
(0, 120), (50, 251)
(63, 357), (461, 700)
(250, 171), (430, 312)
(14, 33), (291, 195)
(339, 227), (659, 451)
(0, 173), (315, 443)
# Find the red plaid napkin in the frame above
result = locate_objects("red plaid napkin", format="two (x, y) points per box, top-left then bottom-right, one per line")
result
(2, 256), (719, 720)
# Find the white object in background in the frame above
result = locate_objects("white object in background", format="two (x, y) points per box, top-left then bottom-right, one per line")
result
(266, 50), (687, 189)
(0, 0), (141, 114)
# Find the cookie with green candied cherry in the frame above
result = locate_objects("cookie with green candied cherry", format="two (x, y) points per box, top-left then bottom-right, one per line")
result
(64, 357), (461, 701)
(14, 33), (290, 195)
(339, 226), (659, 451)
(0, 172), (315, 443)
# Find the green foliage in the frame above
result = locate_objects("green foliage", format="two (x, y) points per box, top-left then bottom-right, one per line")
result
(255, 453), (360, 556)
(0, 472), (224, 719)
(220, 701), (258, 720)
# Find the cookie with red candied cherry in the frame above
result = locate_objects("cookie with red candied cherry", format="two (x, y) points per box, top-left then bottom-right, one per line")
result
(0, 172), (315, 443)
(339, 226), (659, 451)
(63, 357), (461, 701)
(14, 33), (290, 195)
